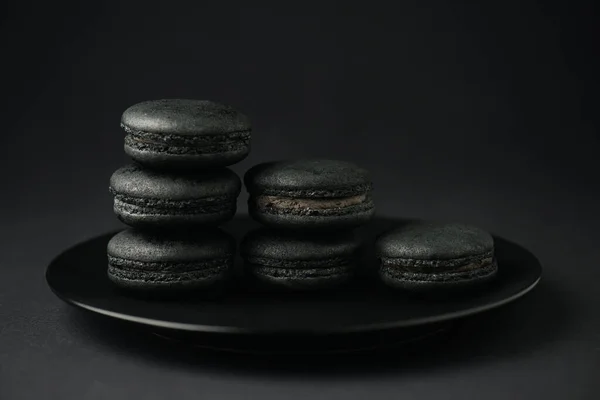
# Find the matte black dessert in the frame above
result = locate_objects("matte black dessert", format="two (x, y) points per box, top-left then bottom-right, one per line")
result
(375, 222), (497, 291)
(244, 159), (375, 230)
(121, 99), (251, 169)
(241, 228), (360, 290)
(107, 228), (235, 291)
(109, 164), (241, 227)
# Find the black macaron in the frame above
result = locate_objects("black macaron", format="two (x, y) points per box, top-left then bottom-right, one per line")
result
(240, 228), (360, 290)
(244, 159), (375, 230)
(121, 99), (251, 169)
(109, 164), (241, 228)
(375, 222), (498, 291)
(107, 228), (235, 292)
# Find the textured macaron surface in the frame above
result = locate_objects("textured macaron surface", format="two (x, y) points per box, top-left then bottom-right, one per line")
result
(107, 228), (235, 263)
(241, 229), (360, 262)
(109, 164), (241, 201)
(121, 99), (251, 136)
(244, 159), (372, 197)
(375, 222), (494, 262)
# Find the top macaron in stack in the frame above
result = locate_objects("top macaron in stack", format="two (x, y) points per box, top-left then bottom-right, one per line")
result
(110, 99), (250, 228)
(240, 159), (376, 290)
(107, 99), (251, 292)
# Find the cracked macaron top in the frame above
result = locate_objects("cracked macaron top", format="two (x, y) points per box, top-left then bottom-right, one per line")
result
(244, 159), (375, 229)
(121, 99), (251, 169)
(109, 164), (241, 227)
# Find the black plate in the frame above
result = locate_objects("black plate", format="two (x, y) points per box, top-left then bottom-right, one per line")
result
(46, 216), (541, 342)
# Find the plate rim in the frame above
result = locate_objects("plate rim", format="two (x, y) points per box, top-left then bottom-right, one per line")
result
(48, 276), (541, 334)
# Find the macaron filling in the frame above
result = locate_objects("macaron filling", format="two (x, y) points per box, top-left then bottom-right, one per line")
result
(252, 193), (373, 216)
(122, 124), (251, 155)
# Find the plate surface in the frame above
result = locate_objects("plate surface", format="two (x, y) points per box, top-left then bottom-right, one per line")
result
(46, 216), (541, 335)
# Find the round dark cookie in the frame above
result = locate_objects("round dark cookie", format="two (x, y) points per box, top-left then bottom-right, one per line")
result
(121, 99), (251, 169)
(244, 160), (375, 230)
(109, 164), (241, 228)
(375, 222), (498, 291)
(107, 228), (235, 292)
(240, 228), (361, 290)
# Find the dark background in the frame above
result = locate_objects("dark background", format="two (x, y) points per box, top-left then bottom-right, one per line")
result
(1, 1), (598, 399)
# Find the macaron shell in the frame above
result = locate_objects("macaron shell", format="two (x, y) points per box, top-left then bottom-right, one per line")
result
(240, 228), (360, 261)
(244, 159), (372, 197)
(108, 266), (231, 292)
(121, 99), (251, 136)
(108, 268), (231, 291)
(107, 228), (235, 263)
(375, 222), (494, 260)
(110, 164), (241, 201)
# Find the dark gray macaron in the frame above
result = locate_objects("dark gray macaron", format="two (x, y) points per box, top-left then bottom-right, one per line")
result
(121, 99), (251, 169)
(107, 228), (235, 292)
(241, 228), (360, 290)
(244, 159), (375, 230)
(375, 222), (498, 291)
(109, 164), (241, 228)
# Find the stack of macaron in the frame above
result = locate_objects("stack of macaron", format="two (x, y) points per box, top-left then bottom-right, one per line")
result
(240, 159), (376, 290)
(105, 98), (499, 297)
(107, 99), (251, 293)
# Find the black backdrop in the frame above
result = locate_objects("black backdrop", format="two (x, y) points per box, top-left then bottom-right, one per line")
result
(1, 1), (598, 399)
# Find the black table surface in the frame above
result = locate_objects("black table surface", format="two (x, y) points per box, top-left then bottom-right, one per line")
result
(2, 1), (598, 398)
